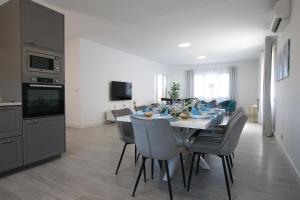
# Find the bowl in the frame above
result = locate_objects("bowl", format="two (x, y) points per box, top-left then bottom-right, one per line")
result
(144, 112), (153, 118)
(179, 112), (189, 120)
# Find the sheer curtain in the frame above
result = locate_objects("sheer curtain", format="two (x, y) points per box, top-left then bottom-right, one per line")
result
(194, 68), (230, 103)
(154, 73), (167, 103)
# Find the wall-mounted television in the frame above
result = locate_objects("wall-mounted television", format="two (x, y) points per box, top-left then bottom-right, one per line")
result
(110, 81), (132, 101)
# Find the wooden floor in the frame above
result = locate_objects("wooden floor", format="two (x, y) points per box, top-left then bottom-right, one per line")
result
(0, 123), (300, 200)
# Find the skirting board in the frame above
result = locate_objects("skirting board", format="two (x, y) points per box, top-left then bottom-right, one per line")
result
(274, 132), (300, 186)
(67, 121), (103, 129)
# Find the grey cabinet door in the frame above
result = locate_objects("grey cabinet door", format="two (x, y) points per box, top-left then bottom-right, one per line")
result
(0, 106), (22, 139)
(0, 136), (23, 173)
(23, 116), (66, 165)
(21, 0), (64, 52)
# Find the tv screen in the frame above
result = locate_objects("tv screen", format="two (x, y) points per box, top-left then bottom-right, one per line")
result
(110, 81), (132, 101)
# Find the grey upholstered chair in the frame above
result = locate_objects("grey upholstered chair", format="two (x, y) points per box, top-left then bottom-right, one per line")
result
(188, 107), (246, 173)
(130, 116), (186, 200)
(186, 112), (248, 200)
(134, 105), (148, 112)
(111, 108), (138, 175)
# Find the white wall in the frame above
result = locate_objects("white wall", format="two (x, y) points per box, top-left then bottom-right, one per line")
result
(170, 59), (259, 111)
(66, 38), (170, 128)
(65, 39), (81, 127)
(274, 0), (300, 179)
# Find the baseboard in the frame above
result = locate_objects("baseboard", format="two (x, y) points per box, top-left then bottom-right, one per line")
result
(274, 132), (300, 186)
(66, 121), (103, 128)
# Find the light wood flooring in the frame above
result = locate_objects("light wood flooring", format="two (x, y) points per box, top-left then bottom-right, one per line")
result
(0, 123), (300, 200)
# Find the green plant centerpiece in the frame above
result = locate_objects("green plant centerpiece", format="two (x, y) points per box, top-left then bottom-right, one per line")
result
(168, 82), (180, 100)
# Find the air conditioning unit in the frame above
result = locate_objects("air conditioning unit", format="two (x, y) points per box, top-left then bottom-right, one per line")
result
(270, 0), (291, 33)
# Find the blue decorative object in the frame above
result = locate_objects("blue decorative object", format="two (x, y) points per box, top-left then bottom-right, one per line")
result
(191, 106), (201, 115)
(160, 108), (169, 116)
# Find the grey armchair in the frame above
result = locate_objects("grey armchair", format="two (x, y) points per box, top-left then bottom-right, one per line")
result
(186, 112), (248, 200)
(111, 108), (137, 175)
(130, 116), (186, 200)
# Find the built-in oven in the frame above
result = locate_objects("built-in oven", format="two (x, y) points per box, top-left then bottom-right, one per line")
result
(22, 83), (65, 118)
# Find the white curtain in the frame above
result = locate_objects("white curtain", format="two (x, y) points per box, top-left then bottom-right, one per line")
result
(263, 36), (275, 137)
(258, 50), (265, 124)
(229, 66), (237, 100)
(186, 70), (194, 98)
(154, 74), (167, 103)
(194, 68), (230, 103)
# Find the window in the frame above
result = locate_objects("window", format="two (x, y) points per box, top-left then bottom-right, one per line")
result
(154, 74), (167, 102)
(194, 68), (230, 103)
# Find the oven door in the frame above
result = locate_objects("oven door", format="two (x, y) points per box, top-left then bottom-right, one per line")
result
(22, 83), (64, 118)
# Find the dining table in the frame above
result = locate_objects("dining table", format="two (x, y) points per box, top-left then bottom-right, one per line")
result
(116, 110), (225, 181)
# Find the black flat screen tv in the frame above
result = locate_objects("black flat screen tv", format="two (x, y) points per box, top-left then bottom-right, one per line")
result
(110, 81), (132, 101)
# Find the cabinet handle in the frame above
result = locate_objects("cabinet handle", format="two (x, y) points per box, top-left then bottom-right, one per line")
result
(0, 139), (13, 145)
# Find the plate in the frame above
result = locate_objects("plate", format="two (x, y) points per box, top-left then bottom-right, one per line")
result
(190, 114), (210, 119)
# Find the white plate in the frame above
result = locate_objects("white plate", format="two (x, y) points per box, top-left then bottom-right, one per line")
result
(190, 114), (210, 119)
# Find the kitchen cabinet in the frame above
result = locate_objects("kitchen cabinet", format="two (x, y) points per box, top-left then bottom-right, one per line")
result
(0, 106), (22, 139)
(23, 116), (65, 165)
(0, 136), (23, 173)
(21, 0), (64, 52)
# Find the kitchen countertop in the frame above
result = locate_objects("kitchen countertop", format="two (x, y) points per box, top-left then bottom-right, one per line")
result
(0, 102), (22, 107)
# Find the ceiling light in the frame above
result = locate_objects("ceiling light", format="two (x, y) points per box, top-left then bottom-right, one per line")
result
(196, 56), (207, 59)
(178, 42), (191, 48)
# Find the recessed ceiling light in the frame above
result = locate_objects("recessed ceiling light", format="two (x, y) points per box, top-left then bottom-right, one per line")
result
(196, 56), (207, 59)
(178, 42), (191, 48)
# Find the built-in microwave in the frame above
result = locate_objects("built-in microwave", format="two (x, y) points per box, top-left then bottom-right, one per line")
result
(27, 51), (61, 74)
(22, 46), (64, 85)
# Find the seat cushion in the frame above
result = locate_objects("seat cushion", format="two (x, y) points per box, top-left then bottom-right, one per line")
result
(187, 136), (222, 154)
(199, 129), (225, 138)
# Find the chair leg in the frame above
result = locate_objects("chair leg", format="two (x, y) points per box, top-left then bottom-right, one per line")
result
(143, 159), (147, 183)
(179, 153), (186, 188)
(165, 160), (173, 200)
(229, 154), (233, 168)
(135, 145), (137, 164)
(195, 153), (201, 175)
(151, 159), (154, 179)
(226, 156), (234, 183)
(221, 156), (231, 200)
(132, 157), (146, 197)
(187, 152), (196, 191)
(137, 153), (141, 162)
(115, 143), (127, 175)
(158, 160), (163, 170)
(232, 152), (235, 158)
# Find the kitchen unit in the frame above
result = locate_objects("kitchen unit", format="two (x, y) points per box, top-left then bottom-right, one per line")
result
(0, 0), (65, 173)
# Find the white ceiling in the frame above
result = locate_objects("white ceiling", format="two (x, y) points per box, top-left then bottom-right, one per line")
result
(42, 0), (276, 66)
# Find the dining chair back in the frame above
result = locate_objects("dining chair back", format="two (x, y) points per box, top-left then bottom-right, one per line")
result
(219, 113), (248, 155)
(130, 116), (179, 161)
(130, 116), (186, 200)
(111, 108), (133, 142)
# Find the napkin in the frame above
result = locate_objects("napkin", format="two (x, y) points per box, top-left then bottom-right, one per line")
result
(191, 106), (201, 115)
(160, 108), (169, 116)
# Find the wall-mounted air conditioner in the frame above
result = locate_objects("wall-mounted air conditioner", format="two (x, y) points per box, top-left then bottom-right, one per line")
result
(270, 0), (291, 33)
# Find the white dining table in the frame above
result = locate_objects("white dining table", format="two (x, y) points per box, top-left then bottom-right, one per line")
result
(116, 114), (218, 181)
